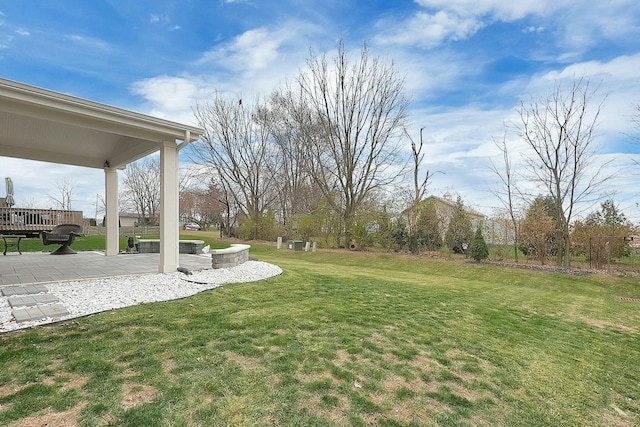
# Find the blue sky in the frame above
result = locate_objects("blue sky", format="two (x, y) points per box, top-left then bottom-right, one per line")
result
(1, 0), (640, 223)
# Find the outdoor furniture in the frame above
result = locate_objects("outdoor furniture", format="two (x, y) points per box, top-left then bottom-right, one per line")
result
(42, 224), (83, 255)
(0, 234), (26, 255)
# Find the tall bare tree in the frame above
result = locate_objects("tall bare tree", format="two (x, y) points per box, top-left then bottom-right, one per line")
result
(256, 88), (320, 228)
(296, 39), (409, 246)
(48, 177), (75, 210)
(179, 179), (224, 231)
(634, 103), (640, 140)
(517, 78), (609, 267)
(121, 157), (160, 224)
(193, 94), (278, 240)
(490, 135), (520, 262)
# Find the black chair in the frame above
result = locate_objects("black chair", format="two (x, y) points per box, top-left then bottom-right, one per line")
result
(42, 224), (83, 255)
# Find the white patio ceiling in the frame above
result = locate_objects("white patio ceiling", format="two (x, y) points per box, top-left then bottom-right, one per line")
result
(0, 77), (202, 169)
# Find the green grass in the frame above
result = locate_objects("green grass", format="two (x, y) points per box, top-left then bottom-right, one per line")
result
(17, 234), (129, 253)
(1, 237), (639, 426)
(16, 231), (229, 253)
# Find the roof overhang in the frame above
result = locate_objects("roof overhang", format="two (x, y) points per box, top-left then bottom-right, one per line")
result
(0, 77), (203, 169)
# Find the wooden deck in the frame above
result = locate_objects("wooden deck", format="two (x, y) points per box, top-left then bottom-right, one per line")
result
(0, 207), (83, 237)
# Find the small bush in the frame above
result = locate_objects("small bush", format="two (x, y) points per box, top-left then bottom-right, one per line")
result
(468, 226), (489, 262)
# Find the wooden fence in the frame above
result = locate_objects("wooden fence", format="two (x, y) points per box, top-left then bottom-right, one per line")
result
(85, 225), (160, 238)
(0, 207), (84, 236)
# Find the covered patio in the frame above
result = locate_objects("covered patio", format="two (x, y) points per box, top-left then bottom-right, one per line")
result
(0, 251), (213, 286)
(0, 78), (203, 273)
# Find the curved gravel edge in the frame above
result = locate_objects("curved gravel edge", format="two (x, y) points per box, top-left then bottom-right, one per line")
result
(0, 261), (282, 333)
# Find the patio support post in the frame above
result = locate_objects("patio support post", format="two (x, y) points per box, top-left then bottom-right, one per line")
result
(159, 140), (179, 273)
(104, 166), (119, 256)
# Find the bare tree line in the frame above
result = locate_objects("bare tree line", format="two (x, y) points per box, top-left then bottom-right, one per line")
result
(189, 40), (410, 247)
(113, 42), (638, 265)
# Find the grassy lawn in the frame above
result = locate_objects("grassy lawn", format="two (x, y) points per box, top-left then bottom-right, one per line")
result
(16, 232), (230, 253)
(1, 238), (639, 426)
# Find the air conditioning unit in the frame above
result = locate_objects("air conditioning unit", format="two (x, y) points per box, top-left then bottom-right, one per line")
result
(286, 240), (304, 251)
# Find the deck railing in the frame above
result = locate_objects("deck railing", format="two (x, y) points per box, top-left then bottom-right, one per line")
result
(0, 207), (83, 234)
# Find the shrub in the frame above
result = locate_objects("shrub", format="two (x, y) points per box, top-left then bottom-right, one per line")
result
(468, 226), (489, 262)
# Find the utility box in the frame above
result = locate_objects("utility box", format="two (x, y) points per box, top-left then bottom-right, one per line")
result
(287, 240), (304, 251)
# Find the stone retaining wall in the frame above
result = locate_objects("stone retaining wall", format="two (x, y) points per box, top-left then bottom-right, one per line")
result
(137, 239), (204, 254)
(211, 244), (251, 269)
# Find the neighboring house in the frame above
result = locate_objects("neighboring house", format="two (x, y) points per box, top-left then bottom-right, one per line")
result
(119, 212), (138, 227)
(483, 216), (516, 245)
(102, 212), (153, 227)
(403, 192), (486, 238)
(426, 193), (485, 232)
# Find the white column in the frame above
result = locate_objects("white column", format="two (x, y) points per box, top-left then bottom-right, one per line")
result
(159, 140), (179, 273)
(104, 167), (119, 256)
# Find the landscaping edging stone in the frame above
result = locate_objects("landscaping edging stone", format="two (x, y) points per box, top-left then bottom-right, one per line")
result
(211, 244), (251, 269)
(137, 239), (204, 254)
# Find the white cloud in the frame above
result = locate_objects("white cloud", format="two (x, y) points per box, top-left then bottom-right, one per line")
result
(375, 10), (482, 47)
(67, 34), (110, 51)
(196, 21), (320, 73)
(15, 28), (29, 36)
(377, 0), (640, 55)
(414, 0), (554, 20)
(128, 20), (325, 121)
(519, 53), (640, 137)
(523, 26), (544, 33)
(130, 75), (203, 119)
(149, 14), (167, 23)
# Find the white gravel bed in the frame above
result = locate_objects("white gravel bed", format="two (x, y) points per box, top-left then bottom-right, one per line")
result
(0, 261), (282, 333)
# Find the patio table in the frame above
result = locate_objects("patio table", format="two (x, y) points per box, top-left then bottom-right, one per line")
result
(1, 234), (26, 255)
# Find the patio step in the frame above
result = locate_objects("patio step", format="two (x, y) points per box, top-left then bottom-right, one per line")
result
(12, 304), (69, 323)
(1, 284), (69, 323)
(8, 294), (60, 307)
(1, 284), (48, 296)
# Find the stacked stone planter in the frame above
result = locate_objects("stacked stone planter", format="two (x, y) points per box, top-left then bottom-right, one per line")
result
(211, 244), (251, 269)
(137, 239), (204, 254)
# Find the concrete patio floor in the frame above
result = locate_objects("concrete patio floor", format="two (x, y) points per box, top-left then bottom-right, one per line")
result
(0, 251), (213, 286)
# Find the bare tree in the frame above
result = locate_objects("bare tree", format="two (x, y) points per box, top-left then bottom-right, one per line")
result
(48, 177), (75, 210)
(179, 179), (224, 231)
(520, 199), (556, 265)
(256, 88), (320, 228)
(121, 157), (160, 224)
(516, 78), (610, 267)
(296, 39), (409, 246)
(404, 127), (435, 252)
(193, 94), (278, 239)
(490, 135), (520, 262)
(633, 103), (640, 142)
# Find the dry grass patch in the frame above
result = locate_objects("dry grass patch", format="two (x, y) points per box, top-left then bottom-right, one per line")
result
(8, 403), (86, 427)
(599, 411), (637, 427)
(0, 384), (22, 400)
(223, 350), (263, 371)
(42, 372), (90, 392)
(300, 391), (349, 424)
(381, 374), (421, 395)
(121, 383), (157, 410)
(578, 316), (639, 334)
(333, 349), (350, 365)
(161, 352), (176, 378)
(297, 370), (336, 385)
(384, 397), (438, 425)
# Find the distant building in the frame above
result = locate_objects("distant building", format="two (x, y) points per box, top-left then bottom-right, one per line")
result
(101, 213), (159, 227)
(424, 192), (485, 233)
(402, 192), (486, 238)
(119, 212), (138, 228)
